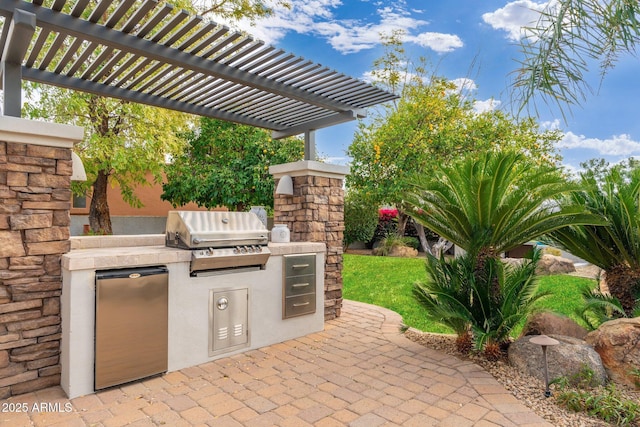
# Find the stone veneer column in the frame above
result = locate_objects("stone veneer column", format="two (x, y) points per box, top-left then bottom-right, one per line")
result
(0, 116), (83, 398)
(270, 161), (348, 320)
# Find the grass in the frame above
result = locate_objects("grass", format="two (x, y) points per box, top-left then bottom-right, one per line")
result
(343, 254), (598, 334)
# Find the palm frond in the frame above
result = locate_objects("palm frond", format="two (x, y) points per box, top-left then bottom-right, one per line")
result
(575, 286), (627, 330)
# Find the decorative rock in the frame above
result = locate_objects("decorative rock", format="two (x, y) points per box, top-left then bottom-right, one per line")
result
(372, 245), (418, 257)
(522, 312), (588, 340)
(508, 334), (607, 386)
(535, 254), (576, 275)
(585, 317), (640, 388)
(388, 246), (418, 257)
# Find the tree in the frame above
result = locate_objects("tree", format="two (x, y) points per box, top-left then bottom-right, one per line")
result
(22, 0), (289, 234)
(24, 89), (193, 234)
(513, 0), (640, 117)
(546, 161), (640, 316)
(347, 33), (562, 246)
(343, 191), (379, 251)
(161, 117), (303, 211)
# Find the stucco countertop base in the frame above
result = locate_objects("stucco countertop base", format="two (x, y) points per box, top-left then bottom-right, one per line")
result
(63, 234), (326, 271)
(60, 235), (327, 399)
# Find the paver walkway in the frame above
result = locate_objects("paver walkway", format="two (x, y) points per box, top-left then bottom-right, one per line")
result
(0, 300), (552, 426)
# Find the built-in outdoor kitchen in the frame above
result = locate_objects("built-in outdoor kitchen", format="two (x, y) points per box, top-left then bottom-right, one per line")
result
(0, 0), (396, 400)
(61, 211), (326, 398)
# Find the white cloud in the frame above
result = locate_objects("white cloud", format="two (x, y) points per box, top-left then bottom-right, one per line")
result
(408, 32), (463, 53)
(226, 0), (463, 54)
(451, 77), (477, 92)
(473, 99), (501, 113)
(482, 0), (549, 41)
(560, 132), (640, 157)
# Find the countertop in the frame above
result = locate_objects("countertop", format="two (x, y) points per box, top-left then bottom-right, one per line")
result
(62, 235), (326, 271)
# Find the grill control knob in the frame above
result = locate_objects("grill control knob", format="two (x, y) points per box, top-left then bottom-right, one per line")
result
(233, 246), (240, 254)
(240, 246), (247, 254)
(255, 246), (262, 253)
(206, 248), (214, 256)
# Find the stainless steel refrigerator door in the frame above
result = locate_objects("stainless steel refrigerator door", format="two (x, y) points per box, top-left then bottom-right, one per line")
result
(95, 267), (168, 390)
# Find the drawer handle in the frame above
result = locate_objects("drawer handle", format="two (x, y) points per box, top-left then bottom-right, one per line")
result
(292, 283), (310, 288)
(292, 264), (310, 269)
(293, 302), (310, 307)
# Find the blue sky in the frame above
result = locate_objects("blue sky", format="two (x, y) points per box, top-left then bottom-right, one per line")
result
(228, 0), (640, 172)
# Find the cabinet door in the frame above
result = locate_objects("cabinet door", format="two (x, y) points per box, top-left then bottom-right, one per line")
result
(210, 288), (249, 355)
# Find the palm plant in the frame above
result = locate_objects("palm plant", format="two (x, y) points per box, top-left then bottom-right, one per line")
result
(414, 250), (549, 359)
(405, 151), (601, 300)
(547, 166), (640, 316)
(576, 286), (628, 330)
(406, 151), (601, 356)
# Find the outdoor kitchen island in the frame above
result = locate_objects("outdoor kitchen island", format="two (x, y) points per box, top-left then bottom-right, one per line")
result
(60, 234), (326, 399)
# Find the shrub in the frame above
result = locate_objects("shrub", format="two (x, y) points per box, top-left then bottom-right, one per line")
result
(542, 246), (562, 256)
(401, 237), (419, 250)
(373, 234), (409, 256)
(554, 380), (639, 426)
(344, 193), (379, 250)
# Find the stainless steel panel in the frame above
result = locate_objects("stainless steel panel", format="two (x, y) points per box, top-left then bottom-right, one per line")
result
(165, 211), (268, 249)
(209, 288), (249, 356)
(284, 294), (316, 318)
(283, 254), (316, 319)
(284, 275), (316, 297)
(95, 266), (168, 390)
(191, 246), (270, 272)
(284, 254), (315, 277)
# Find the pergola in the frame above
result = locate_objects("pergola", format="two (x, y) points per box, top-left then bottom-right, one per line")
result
(0, 0), (397, 158)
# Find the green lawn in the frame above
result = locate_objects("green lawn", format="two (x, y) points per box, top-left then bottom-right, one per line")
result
(343, 254), (597, 335)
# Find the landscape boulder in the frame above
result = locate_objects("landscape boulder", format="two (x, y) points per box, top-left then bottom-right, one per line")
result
(521, 312), (588, 340)
(585, 317), (640, 389)
(508, 334), (607, 386)
(373, 245), (418, 257)
(535, 254), (576, 275)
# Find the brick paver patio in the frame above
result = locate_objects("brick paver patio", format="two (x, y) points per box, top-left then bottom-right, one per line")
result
(0, 300), (552, 426)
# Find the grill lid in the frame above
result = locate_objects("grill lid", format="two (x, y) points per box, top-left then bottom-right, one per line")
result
(165, 211), (269, 249)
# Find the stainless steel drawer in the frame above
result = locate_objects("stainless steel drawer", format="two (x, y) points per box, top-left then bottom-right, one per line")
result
(284, 275), (316, 297)
(284, 294), (316, 318)
(284, 254), (315, 277)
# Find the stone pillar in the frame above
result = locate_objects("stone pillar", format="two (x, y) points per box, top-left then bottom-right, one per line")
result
(270, 161), (348, 320)
(0, 116), (83, 398)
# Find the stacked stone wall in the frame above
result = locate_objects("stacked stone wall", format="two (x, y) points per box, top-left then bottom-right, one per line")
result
(274, 175), (344, 320)
(0, 141), (71, 398)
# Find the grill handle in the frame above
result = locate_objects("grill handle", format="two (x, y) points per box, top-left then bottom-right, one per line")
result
(192, 236), (268, 244)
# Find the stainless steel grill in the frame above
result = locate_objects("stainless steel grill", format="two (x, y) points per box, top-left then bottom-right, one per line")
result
(165, 211), (270, 275)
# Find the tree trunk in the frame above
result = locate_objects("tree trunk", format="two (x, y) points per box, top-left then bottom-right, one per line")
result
(89, 169), (113, 235)
(603, 264), (640, 317)
(475, 247), (501, 304)
(396, 210), (410, 237)
(415, 223), (432, 255)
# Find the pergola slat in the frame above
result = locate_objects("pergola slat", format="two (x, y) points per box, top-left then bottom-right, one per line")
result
(0, 0), (397, 139)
